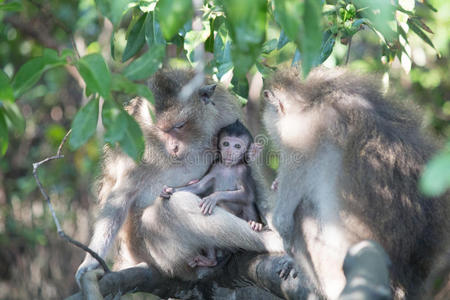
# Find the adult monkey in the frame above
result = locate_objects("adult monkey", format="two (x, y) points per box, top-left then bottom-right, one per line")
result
(262, 67), (450, 299)
(75, 69), (295, 297)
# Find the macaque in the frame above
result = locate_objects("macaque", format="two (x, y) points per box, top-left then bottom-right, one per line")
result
(75, 69), (287, 288)
(161, 120), (265, 267)
(262, 67), (450, 299)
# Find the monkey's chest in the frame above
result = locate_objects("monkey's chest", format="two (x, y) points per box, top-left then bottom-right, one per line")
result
(213, 171), (239, 191)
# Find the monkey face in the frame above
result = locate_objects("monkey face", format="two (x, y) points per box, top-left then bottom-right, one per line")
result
(219, 135), (249, 166)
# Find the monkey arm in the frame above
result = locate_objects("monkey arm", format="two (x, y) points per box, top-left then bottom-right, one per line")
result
(209, 185), (250, 205)
(76, 187), (135, 285)
(174, 173), (215, 195)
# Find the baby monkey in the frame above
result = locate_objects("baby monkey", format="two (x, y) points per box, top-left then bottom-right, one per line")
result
(161, 120), (264, 267)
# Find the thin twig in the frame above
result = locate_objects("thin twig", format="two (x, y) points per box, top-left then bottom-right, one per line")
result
(345, 36), (352, 65)
(178, 0), (205, 102)
(32, 129), (111, 273)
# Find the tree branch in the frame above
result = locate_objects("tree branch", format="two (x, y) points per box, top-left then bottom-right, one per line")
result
(32, 130), (110, 274)
(66, 253), (315, 300)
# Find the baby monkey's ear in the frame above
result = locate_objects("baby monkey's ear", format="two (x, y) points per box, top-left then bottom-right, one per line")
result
(248, 143), (263, 162)
(199, 84), (217, 105)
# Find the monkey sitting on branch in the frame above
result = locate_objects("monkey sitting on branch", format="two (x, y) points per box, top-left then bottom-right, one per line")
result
(262, 66), (450, 299)
(74, 69), (301, 299)
(161, 119), (265, 268)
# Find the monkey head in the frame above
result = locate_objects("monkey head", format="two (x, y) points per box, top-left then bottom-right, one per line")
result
(147, 69), (222, 160)
(217, 120), (262, 165)
(262, 68), (337, 152)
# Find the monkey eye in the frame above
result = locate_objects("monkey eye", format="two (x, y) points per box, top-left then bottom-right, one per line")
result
(174, 121), (186, 129)
(223, 141), (229, 147)
(234, 144), (241, 149)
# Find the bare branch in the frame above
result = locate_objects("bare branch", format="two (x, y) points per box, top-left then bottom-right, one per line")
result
(178, 0), (206, 102)
(32, 130), (110, 273)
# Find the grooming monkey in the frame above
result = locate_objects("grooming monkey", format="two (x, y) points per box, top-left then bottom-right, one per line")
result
(262, 67), (449, 299)
(75, 69), (287, 287)
(161, 120), (265, 267)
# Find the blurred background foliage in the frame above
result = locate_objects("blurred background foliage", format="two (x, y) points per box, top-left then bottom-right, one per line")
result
(0, 0), (448, 299)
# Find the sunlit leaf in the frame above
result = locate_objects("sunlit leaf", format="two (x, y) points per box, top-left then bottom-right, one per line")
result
(76, 53), (112, 100)
(184, 21), (210, 63)
(69, 98), (99, 150)
(420, 150), (450, 197)
(0, 70), (14, 103)
(0, 112), (8, 155)
(407, 19), (436, 51)
(123, 44), (165, 80)
(156, 0), (193, 40)
(261, 39), (278, 54)
(354, 0), (397, 43)
(122, 13), (147, 62)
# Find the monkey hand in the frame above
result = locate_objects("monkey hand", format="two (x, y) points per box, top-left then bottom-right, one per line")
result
(248, 220), (263, 231)
(75, 256), (100, 288)
(271, 178), (279, 191)
(199, 195), (218, 215)
(160, 185), (174, 199)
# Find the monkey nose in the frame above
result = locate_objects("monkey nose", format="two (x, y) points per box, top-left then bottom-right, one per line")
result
(172, 145), (179, 154)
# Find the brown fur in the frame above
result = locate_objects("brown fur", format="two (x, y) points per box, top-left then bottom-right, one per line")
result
(262, 67), (449, 299)
(76, 69), (284, 284)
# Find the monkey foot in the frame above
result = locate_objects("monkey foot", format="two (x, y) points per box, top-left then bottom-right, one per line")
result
(189, 255), (217, 268)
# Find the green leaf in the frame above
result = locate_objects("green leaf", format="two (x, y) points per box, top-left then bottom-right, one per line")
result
(111, 74), (154, 102)
(256, 62), (275, 78)
(145, 11), (165, 47)
(0, 70), (14, 103)
(123, 44), (165, 80)
(407, 19), (436, 51)
(223, 0), (267, 77)
(69, 98), (99, 150)
(102, 100), (127, 144)
(156, 0), (193, 40)
(2, 102), (25, 134)
(184, 21), (211, 63)
(95, 0), (133, 27)
(0, 112), (8, 155)
(302, 0), (323, 76)
(0, 1), (22, 11)
(122, 13), (147, 62)
(261, 39), (278, 54)
(76, 54), (112, 100)
(318, 30), (336, 64)
(12, 51), (65, 97)
(213, 24), (233, 80)
(274, 0), (323, 76)
(354, 0), (397, 43)
(119, 114), (145, 161)
(277, 30), (290, 50)
(420, 150), (450, 197)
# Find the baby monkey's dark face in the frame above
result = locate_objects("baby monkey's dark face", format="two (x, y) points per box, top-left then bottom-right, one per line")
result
(219, 135), (248, 166)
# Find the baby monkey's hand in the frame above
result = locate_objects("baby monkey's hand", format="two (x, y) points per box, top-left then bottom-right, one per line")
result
(248, 220), (263, 231)
(160, 185), (174, 199)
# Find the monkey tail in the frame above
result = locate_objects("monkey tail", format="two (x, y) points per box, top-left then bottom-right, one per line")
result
(163, 191), (285, 254)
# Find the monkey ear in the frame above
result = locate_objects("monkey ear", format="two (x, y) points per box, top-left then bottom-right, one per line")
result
(199, 84), (217, 105)
(248, 143), (263, 162)
(263, 89), (285, 114)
